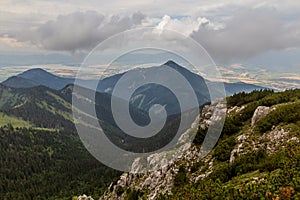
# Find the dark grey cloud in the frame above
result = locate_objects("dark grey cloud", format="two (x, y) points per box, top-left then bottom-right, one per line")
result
(191, 9), (300, 63)
(13, 11), (145, 53)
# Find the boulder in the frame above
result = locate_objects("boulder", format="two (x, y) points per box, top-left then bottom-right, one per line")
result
(251, 106), (271, 126)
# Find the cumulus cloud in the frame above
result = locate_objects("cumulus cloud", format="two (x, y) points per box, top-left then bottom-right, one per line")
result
(154, 15), (213, 36)
(13, 11), (145, 53)
(156, 15), (171, 31)
(191, 9), (300, 63)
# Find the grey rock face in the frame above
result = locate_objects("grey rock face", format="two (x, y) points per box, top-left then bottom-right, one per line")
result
(100, 102), (226, 200)
(251, 106), (272, 126)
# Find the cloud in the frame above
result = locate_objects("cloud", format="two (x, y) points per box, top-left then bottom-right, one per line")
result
(156, 15), (171, 31)
(154, 15), (213, 36)
(4, 7), (300, 65)
(12, 11), (145, 53)
(190, 9), (300, 63)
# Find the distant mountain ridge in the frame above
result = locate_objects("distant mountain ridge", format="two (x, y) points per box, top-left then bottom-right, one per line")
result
(97, 60), (210, 115)
(3, 76), (38, 88)
(224, 82), (265, 94)
(2, 68), (74, 90)
(2, 61), (267, 96)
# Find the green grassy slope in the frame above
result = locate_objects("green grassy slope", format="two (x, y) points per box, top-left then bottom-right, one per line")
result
(0, 84), (74, 130)
(0, 112), (32, 128)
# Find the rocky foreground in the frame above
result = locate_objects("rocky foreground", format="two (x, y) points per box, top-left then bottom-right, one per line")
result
(79, 89), (300, 199)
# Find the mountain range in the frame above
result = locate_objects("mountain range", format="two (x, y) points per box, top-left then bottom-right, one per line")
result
(0, 61), (268, 158)
(2, 61), (265, 96)
(0, 61), (298, 199)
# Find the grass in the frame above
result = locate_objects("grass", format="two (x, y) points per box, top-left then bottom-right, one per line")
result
(32, 127), (58, 132)
(0, 112), (58, 131)
(36, 100), (73, 122)
(0, 90), (21, 108)
(46, 91), (72, 110)
(0, 112), (32, 128)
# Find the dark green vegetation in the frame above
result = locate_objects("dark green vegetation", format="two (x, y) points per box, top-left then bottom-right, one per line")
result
(222, 89), (300, 138)
(0, 125), (121, 199)
(162, 89), (300, 199)
(255, 101), (300, 133)
(168, 146), (299, 199)
(0, 84), (121, 199)
(0, 84), (74, 130)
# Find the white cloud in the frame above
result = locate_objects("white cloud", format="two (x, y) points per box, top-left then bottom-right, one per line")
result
(156, 15), (171, 31)
(151, 15), (223, 37)
(191, 8), (300, 63)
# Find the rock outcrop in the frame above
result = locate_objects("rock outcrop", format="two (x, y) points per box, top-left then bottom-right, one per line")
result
(230, 126), (299, 163)
(99, 98), (300, 199)
(251, 106), (272, 126)
(100, 102), (226, 200)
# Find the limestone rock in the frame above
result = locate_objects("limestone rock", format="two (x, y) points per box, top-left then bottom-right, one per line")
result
(251, 106), (271, 126)
(100, 101), (226, 200)
(78, 194), (94, 200)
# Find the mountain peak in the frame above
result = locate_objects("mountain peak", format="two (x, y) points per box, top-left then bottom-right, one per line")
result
(2, 68), (75, 90)
(19, 68), (54, 78)
(26, 68), (47, 72)
(162, 60), (190, 73)
(163, 60), (179, 67)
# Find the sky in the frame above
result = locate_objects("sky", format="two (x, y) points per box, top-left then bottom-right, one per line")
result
(0, 0), (299, 88)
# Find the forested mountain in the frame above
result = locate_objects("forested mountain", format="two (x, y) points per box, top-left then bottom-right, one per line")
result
(0, 84), (122, 199)
(0, 126), (121, 199)
(0, 84), (74, 130)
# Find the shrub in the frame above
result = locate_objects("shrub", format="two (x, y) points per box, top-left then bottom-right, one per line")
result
(214, 136), (236, 162)
(126, 189), (140, 200)
(173, 166), (188, 189)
